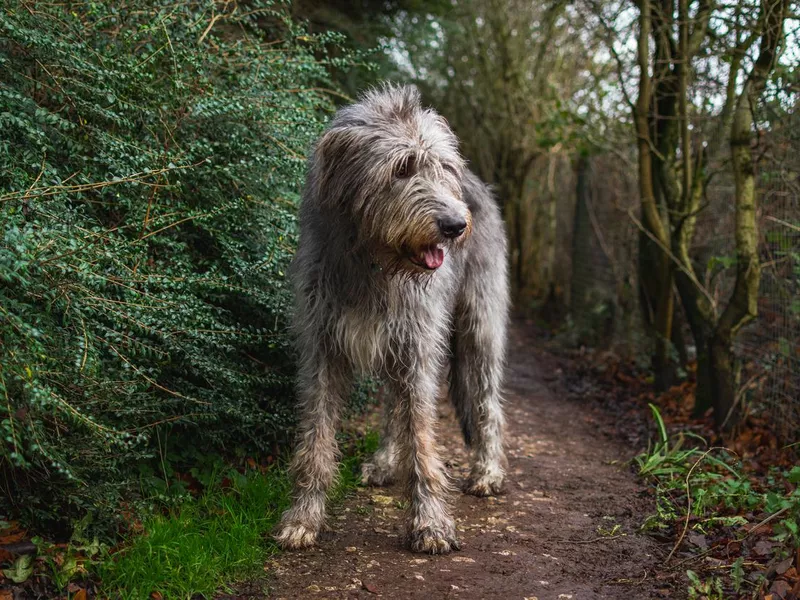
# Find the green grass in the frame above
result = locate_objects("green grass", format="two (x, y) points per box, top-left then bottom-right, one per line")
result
(96, 430), (380, 599)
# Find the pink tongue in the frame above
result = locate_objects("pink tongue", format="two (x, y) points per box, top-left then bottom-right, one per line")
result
(423, 246), (444, 269)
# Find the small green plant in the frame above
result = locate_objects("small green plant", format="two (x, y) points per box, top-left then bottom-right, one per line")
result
(34, 514), (107, 590)
(596, 523), (622, 537)
(687, 570), (724, 600)
(765, 466), (800, 545)
(730, 557), (746, 593)
(635, 404), (707, 478)
(330, 429), (381, 503)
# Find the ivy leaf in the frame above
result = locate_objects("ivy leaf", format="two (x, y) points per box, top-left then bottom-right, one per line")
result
(788, 466), (800, 484)
(3, 554), (33, 583)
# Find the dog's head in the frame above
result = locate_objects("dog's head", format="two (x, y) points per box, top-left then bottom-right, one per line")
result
(308, 84), (470, 274)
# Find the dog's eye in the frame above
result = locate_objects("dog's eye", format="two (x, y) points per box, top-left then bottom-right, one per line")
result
(442, 164), (459, 176)
(395, 157), (416, 179)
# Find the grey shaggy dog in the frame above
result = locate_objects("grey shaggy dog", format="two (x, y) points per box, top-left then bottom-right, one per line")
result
(274, 84), (510, 554)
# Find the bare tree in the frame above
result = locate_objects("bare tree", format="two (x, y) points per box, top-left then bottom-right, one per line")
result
(607, 0), (792, 426)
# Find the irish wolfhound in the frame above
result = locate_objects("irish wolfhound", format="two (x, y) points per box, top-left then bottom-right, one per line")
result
(274, 84), (509, 554)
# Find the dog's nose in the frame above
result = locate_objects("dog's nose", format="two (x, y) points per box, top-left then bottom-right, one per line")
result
(438, 216), (467, 239)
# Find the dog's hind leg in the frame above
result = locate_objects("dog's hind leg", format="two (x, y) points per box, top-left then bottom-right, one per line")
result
(361, 393), (399, 486)
(450, 268), (508, 497)
(274, 353), (350, 550)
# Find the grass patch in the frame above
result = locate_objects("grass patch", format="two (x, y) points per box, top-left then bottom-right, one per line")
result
(96, 430), (380, 599)
(97, 467), (289, 599)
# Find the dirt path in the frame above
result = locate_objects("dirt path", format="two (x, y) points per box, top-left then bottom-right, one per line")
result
(260, 326), (679, 599)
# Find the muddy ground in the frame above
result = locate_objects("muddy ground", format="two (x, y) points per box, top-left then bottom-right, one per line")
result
(255, 325), (683, 600)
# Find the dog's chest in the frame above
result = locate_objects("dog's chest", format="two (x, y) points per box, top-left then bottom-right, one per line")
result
(332, 274), (455, 374)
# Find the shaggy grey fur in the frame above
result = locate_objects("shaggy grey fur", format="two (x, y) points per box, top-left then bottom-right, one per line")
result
(274, 84), (509, 554)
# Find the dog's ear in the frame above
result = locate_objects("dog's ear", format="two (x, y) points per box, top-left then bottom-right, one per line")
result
(309, 126), (364, 205)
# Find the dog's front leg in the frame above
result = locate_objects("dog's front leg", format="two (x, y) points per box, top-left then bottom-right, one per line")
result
(274, 354), (350, 550)
(394, 371), (460, 554)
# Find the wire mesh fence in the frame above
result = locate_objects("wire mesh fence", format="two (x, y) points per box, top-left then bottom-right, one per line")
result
(549, 144), (799, 442)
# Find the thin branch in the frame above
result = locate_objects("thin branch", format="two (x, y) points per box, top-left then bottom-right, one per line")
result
(626, 208), (717, 311)
(1, 162), (204, 203)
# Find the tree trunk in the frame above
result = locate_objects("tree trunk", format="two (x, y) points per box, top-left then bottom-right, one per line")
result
(635, 0), (675, 387)
(709, 333), (738, 427)
(570, 155), (593, 316)
(713, 0), (788, 428)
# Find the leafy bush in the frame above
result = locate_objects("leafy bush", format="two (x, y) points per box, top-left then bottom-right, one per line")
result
(0, 0), (348, 529)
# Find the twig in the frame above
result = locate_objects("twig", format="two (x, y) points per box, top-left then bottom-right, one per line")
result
(552, 534), (627, 545)
(744, 505), (791, 538)
(626, 208), (718, 312)
(605, 570), (648, 585)
(764, 215), (800, 232)
(265, 134), (304, 160)
(1, 162), (203, 202)
(198, 12), (222, 45)
(665, 447), (727, 564)
(136, 212), (206, 241)
(25, 153), (47, 199)
(720, 372), (764, 430)
(106, 343), (211, 406)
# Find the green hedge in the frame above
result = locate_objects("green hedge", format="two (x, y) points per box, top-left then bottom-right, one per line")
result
(0, 0), (347, 528)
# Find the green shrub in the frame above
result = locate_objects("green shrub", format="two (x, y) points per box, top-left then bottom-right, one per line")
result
(0, 0), (348, 530)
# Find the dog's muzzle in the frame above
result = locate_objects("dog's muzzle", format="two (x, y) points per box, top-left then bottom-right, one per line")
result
(406, 202), (470, 272)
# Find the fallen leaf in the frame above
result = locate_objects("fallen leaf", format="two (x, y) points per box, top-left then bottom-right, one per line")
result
(776, 557), (793, 576)
(73, 589), (87, 600)
(688, 533), (708, 549)
(370, 495), (394, 506)
(362, 581), (379, 594)
(0, 524), (26, 546)
(768, 580), (792, 598)
(753, 539), (776, 557)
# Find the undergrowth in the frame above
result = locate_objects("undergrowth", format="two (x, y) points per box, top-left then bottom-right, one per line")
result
(0, 0), (360, 531)
(636, 404), (800, 598)
(14, 430), (380, 599)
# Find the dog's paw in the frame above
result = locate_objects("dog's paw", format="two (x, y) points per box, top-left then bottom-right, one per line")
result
(273, 522), (318, 550)
(408, 525), (461, 555)
(360, 461), (395, 487)
(464, 471), (505, 497)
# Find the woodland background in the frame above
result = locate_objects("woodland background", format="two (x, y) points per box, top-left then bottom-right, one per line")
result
(0, 0), (798, 597)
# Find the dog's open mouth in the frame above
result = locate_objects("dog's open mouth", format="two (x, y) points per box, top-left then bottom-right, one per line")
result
(408, 244), (445, 270)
